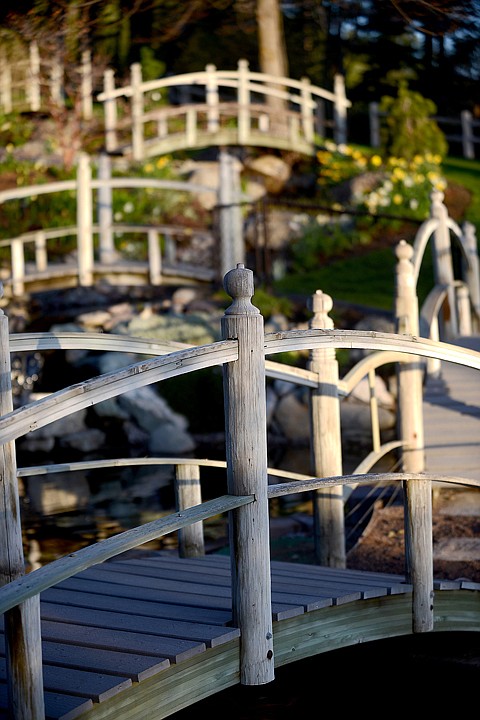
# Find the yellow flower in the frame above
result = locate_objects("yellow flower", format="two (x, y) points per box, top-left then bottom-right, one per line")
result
(392, 167), (406, 180)
(156, 157), (168, 169)
(144, 163), (154, 173)
(393, 194), (403, 205)
(370, 155), (382, 167)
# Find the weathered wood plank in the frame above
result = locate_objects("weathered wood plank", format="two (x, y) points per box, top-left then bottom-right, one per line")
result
(0, 634), (169, 683)
(39, 603), (240, 648)
(39, 621), (206, 663)
(0, 682), (93, 720)
(0, 658), (132, 703)
(42, 587), (232, 626)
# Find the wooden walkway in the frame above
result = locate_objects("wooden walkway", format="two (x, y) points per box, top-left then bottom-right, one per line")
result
(423, 336), (480, 483)
(1, 552), (479, 720)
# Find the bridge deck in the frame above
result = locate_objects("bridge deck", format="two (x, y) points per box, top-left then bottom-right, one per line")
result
(1, 552), (479, 720)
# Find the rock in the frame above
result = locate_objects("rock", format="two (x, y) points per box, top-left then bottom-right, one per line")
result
(149, 422), (197, 454)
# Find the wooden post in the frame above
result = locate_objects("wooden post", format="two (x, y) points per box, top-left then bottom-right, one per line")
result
(148, 229), (162, 285)
(237, 59), (250, 145)
(81, 50), (93, 121)
(205, 64), (219, 133)
(221, 264), (274, 686)
(76, 153), (94, 286)
(175, 464), (205, 558)
(218, 150), (245, 278)
(405, 477), (434, 633)
(28, 42), (41, 111)
(131, 63), (144, 161)
(103, 69), (118, 153)
(0, 49), (12, 114)
(461, 110), (475, 160)
(462, 221), (480, 331)
(333, 74), (347, 145)
(430, 190), (457, 339)
(34, 231), (47, 272)
(300, 77), (314, 144)
(456, 283), (472, 337)
(395, 240), (425, 476)
(49, 55), (63, 106)
(0, 293), (45, 718)
(308, 290), (345, 568)
(97, 153), (115, 264)
(395, 240), (432, 631)
(11, 239), (25, 298)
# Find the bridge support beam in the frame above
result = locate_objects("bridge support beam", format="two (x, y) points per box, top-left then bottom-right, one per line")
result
(221, 264), (274, 686)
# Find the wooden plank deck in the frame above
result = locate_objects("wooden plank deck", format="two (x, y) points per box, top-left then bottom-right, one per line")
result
(1, 552), (479, 720)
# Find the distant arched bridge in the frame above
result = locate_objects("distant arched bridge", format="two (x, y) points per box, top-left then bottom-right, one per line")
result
(97, 59), (350, 160)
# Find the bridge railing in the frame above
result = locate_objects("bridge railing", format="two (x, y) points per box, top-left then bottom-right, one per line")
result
(0, 41), (94, 119)
(1, 259), (480, 716)
(411, 190), (480, 377)
(97, 60), (350, 160)
(0, 153), (232, 296)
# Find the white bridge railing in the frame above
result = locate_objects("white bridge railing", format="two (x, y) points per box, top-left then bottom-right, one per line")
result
(96, 60), (350, 160)
(0, 151), (250, 295)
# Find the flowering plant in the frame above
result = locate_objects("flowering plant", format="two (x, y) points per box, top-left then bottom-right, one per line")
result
(316, 141), (447, 220)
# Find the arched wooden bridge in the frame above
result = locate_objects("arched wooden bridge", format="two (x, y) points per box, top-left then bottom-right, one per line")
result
(1, 248), (480, 718)
(96, 60), (350, 161)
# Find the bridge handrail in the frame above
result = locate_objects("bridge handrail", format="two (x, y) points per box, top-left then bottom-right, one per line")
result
(3, 329), (479, 447)
(1, 470), (477, 618)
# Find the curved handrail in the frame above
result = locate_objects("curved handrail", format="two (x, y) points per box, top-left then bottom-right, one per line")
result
(3, 330), (480, 446)
(2, 471), (478, 616)
(0, 494), (253, 615)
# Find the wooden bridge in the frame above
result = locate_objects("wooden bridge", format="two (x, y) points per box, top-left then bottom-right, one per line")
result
(96, 60), (350, 162)
(1, 220), (480, 718)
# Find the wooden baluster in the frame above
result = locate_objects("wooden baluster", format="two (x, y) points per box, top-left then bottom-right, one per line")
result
(308, 290), (345, 568)
(221, 264), (274, 686)
(81, 50), (93, 121)
(34, 231), (47, 272)
(148, 230), (162, 285)
(205, 64), (219, 133)
(11, 239), (25, 298)
(175, 464), (205, 558)
(28, 42), (41, 112)
(0, 291), (45, 718)
(333, 74), (347, 145)
(131, 63), (144, 161)
(103, 69), (118, 153)
(97, 153), (115, 264)
(76, 153), (94, 286)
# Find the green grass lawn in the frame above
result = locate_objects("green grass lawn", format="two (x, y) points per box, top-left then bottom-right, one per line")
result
(273, 154), (479, 314)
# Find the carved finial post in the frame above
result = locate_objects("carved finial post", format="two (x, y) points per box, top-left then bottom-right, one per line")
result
(395, 242), (433, 632)
(394, 240), (424, 473)
(221, 264), (274, 686)
(0, 291), (45, 717)
(307, 290), (345, 568)
(430, 190), (457, 338)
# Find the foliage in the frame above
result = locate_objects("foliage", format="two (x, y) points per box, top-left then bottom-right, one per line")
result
(379, 82), (449, 161)
(287, 140), (448, 278)
(0, 112), (34, 146)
